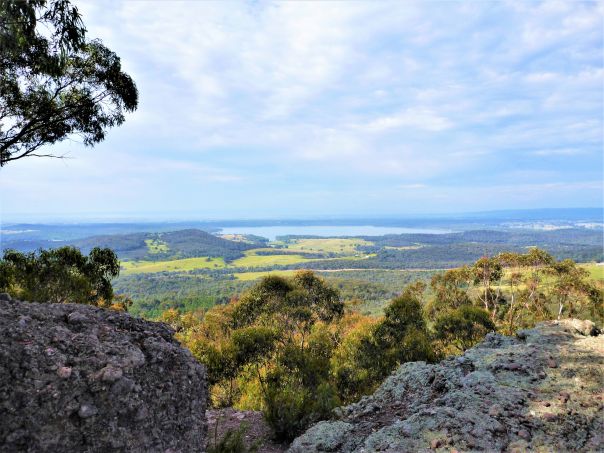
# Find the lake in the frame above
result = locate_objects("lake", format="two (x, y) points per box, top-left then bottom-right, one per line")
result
(218, 225), (452, 241)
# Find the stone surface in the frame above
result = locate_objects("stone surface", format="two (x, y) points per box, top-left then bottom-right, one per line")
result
(289, 319), (603, 453)
(0, 296), (207, 453)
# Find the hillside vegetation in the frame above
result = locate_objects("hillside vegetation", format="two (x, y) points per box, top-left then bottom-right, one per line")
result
(163, 247), (602, 442)
(105, 228), (603, 318)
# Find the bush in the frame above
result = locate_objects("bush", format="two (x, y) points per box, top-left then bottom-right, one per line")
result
(0, 246), (121, 308)
(434, 306), (495, 352)
(262, 376), (339, 442)
(207, 422), (259, 453)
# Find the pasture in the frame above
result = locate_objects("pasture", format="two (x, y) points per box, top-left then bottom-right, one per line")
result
(121, 256), (225, 275)
(145, 239), (169, 254)
(234, 270), (298, 281)
(279, 238), (373, 255)
(231, 249), (313, 268)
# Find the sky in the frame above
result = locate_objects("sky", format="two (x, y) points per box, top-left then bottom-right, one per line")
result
(1, 0), (603, 221)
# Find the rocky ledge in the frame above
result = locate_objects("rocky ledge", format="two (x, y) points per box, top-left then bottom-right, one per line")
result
(0, 295), (207, 453)
(289, 319), (603, 453)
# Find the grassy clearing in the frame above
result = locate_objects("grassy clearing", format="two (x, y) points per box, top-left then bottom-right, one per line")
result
(121, 256), (225, 275)
(231, 249), (312, 268)
(281, 238), (373, 255)
(218, 234), (256, 243)
(581, 263), (604, 281)
(384, 245), (424, 251)
(234, 270), (298, 281)
(145, 239), (169, 254)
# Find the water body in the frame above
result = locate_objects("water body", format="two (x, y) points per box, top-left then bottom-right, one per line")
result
(219, 225), (452, 241)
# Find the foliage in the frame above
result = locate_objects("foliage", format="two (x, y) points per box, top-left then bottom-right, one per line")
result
(0, 246), (123, 308)
(340, 293), (435, 398)
(434, 306), (495, 352)
(158, 248), (603, 442)
(427, 267), (472, 319)
(0, 0), (138, 165)
(206, 422), (259, 453)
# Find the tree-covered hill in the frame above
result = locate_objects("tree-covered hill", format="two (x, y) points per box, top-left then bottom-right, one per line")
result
(70, 229), (259, 262)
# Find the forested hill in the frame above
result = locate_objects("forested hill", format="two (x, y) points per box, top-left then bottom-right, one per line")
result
(359, 227), (603, 247)
(71, 229), (258, 261)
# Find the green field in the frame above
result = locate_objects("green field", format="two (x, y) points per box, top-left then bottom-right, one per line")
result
(145, 238), (169, 254)
(279, 238), (373, 255)
(234, 270), (298, 281)
(121, 256), (225, 275)
(581, 263), (604, 281)
(384, 245), (423, 251)
(231, 249), (313, 267)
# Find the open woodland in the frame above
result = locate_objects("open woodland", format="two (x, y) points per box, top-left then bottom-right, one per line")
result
(65, 227), (600, 318)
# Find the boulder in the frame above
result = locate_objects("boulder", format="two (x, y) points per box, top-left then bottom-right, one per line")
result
(0, 296), (207, 452)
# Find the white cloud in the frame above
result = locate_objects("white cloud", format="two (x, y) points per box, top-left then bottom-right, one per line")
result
(2, 0), (602, 218)
(365, 109), (453, 133)
(531, 148), (584, 157)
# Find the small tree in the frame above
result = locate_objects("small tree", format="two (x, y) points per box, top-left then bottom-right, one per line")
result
(546, 259), (591, 320)
(496, 252), (523, 334)
(188, 271), (344, 441)
(427, 266), (472, 319)
(338, 292), (435, 399)
(472, 256), (503, 320)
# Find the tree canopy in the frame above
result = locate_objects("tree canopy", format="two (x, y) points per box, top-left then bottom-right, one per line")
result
(0, 246), (127, 309)
(0, 0), (138, 165)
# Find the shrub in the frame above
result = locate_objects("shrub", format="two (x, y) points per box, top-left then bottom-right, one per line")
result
(434, 306), (495, 352)
(207, 422), (259, 453)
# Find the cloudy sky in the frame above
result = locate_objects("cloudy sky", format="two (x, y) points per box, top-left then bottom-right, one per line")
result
(1, 0), (602, 221)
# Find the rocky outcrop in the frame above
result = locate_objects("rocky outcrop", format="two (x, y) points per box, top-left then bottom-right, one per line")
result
(0, 294), (207, 453)
(290, 319), (603, 453)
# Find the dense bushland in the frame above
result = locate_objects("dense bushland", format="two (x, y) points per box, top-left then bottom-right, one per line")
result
(163, 248), (602, 441)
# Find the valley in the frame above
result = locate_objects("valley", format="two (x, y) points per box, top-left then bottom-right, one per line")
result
(2, 214), (602, 319)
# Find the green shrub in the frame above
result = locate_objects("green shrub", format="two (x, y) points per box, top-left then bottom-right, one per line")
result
(207, 422), (259, 453)
(0, 246), (122, 308)
(434, 306), (495, 352)
(262, 377), (339, 442)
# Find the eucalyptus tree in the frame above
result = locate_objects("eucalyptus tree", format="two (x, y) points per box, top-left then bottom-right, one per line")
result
(428, 266), (473, 319)
(472, 256), (503, 320)
(497, 252), (524, 333)
(0, 246), (122, 307)
(546, 259), (591, 320)
(0, 0), (138, 165)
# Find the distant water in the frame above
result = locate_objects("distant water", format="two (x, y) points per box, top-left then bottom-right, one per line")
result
(218, 225), (452, 241)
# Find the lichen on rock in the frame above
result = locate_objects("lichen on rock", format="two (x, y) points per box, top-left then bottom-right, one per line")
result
(289, 319), (603, 453)
(0, 294), (207, 452)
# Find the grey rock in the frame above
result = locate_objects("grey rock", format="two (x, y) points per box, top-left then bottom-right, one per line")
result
(288, 421), (353, 452)
(0, 298), (207, 453)
(289, 319), (603, 453)
(559, 318), (600, 336)
(78, 403), (98, 418)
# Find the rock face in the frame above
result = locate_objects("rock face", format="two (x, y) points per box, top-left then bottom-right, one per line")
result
(290, 319), (603, 453)
(0, 294), (207, 453)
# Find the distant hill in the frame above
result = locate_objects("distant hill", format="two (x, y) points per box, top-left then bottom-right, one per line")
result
(71, 229), (258, 261)
(0, 229), (260, 262)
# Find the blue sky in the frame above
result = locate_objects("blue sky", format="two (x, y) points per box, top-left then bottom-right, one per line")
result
(1, 0), (602, 221)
